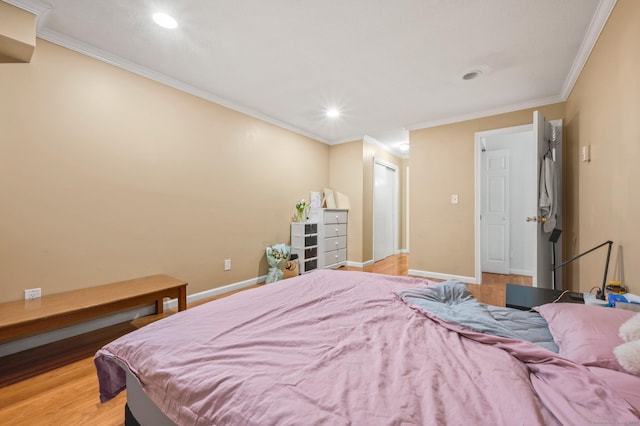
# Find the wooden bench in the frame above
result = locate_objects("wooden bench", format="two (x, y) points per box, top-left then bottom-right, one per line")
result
(0, 274), (188, 344)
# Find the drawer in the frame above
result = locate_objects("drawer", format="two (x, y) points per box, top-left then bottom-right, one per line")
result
(305, 235), (317, 246)
(292, 234), (318, 248)
(323, 210), (348, 224)
(324, 248), (347, 266)
(303, 258), (317, 273)
(291, 236), (317, 250)
(304, 223), (317, 233)
(303, 247), (318, 260)
(324, 224), (347, 238)
(324, 236), (347, 251)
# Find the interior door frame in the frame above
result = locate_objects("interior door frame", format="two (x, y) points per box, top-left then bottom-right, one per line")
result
(474, 124), (532, 285)
(373, 157), (399, 261)
(535, 117), (563, 289)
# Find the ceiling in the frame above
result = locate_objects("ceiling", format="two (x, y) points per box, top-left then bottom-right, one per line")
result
(8, 0), (615, 157)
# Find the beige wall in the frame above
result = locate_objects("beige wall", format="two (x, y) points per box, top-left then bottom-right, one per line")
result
(329, 140), (364, 263)
(409, 103), (565, 278)
(565, 0), (640, 293)
(6, 1), (634, 304)
(0, 39), (329, 303)
(0, 2), (35, 63)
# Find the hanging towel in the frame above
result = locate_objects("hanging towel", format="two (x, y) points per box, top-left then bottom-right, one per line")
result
(539, 156), (556, 233)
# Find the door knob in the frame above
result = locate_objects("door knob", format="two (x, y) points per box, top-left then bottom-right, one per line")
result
(525, 216), (547, 223)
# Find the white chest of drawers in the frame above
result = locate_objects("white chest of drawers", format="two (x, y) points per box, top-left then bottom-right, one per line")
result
(308, 208), (348, 269)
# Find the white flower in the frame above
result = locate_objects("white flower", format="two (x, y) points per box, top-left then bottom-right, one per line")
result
(296, 199), (309, 212)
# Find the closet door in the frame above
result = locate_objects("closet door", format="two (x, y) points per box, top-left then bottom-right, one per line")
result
(374, 160), (397, 262)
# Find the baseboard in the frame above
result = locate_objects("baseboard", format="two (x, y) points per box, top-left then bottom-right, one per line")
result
(509, 268), (532, 276)
(347, 253), (409, 268)
(408, 269), (479, 285)
(345, 259), (375, 268)
(164, 275), (266, 309)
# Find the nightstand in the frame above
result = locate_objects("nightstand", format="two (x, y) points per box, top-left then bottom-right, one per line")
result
(505, 284), (584, 310)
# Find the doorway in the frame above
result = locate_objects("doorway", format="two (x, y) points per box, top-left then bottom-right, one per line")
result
(479, 126), (535, 278)
(373, 159), (398, 262)
(475, 114), (563, 288)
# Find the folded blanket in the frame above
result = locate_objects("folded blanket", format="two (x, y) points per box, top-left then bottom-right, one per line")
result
(398, 280), (558, 351)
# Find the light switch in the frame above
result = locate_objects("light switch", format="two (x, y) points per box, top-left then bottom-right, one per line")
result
(581, 145), (590, 162)
(451, 194), (459, 204)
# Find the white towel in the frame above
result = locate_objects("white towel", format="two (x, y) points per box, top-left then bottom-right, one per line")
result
(539, 156), (556, 233)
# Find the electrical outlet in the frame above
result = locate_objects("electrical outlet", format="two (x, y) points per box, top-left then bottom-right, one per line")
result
(224, 259), (231, 271)
(24, 288), (41, 300)
(451, 194), (459, 204)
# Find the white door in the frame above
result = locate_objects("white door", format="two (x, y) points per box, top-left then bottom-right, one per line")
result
(481, 150), (510, 274)
(373, 161), (396, 262)
(532, 111), (562, 288)
(475, 117), (562, 286)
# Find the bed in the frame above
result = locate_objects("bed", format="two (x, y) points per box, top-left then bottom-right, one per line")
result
(95, 269), (640, 425)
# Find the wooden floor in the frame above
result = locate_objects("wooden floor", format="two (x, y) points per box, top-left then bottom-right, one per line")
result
(342, 253), (532, 307)
(0, 255), (529, 425)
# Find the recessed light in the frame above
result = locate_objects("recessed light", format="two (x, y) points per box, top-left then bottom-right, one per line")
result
(462, 70), (482, 81)
(326, 108), (340, 118)
(399, 143), (410, 152)
(153, 12), (178, 29)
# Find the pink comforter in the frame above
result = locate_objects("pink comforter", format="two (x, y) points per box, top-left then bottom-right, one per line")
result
(95, 270), (639, 425)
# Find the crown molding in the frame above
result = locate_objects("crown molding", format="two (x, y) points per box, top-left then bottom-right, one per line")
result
(329, 135), (365, 145)
(6, 0), (615, 150)
(406, 0), (616, 133)
(3, 0), (51, 31)
(329, 134), (409, 159)
(3, 0), (50, 15)
(560, 0), (617, 100)
(364, 135), (408, 159)
(7, 0), (329, 143)
(32, 26), (328, 144)
(405, 94), (565, 132)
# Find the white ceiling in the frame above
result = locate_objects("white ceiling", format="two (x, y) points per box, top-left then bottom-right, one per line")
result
(8, 0), (615, 157)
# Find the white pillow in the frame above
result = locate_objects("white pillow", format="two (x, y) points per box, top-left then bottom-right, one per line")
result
(614, 341), (640, 375)
(615, 313), (640, 376)
(619, 313), (640, 342)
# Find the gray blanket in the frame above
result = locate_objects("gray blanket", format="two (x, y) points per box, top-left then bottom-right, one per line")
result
(398, 280), (558, 352)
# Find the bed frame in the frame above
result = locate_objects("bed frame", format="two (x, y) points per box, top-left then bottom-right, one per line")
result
(124, 367), (176, 425)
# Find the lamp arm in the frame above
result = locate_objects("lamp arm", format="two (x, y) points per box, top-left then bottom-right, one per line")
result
(553, 240), (613, 270)
(552, 240), (613, 300)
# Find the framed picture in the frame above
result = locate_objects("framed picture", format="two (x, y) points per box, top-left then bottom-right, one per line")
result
(310, 191), (322, 209)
